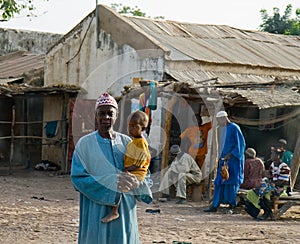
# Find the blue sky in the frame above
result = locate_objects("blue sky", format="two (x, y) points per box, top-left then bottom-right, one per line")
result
(0, 0), (299, 34)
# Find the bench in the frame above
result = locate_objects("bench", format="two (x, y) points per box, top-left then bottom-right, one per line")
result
(272, 194), (300, 219)
(237, 189), (300, 219)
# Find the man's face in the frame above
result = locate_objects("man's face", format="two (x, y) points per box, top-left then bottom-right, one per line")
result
(169, 152), (177, 162)
(95, 105), (118, 130)
(216, 116), (227, 126)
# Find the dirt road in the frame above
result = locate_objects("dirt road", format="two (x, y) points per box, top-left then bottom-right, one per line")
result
(0, 170), (299, 243)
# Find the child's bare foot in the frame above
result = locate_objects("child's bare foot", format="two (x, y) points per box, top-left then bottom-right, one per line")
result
(101, 212), (120, 223)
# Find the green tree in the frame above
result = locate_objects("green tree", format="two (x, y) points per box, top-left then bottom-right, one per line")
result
(0, 0), (37, 21)
(111, 3), (164, 20)
(260, 4), (300, 35)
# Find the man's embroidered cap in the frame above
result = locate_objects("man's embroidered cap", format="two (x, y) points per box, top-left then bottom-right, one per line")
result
(95, 92), (118, 110)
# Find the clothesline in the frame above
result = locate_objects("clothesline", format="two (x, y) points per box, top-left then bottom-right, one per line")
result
(0, 136), (65, 141)
(0, 119), (65, 124)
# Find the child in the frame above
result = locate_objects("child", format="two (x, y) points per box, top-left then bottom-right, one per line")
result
(101, 110), (151, 223)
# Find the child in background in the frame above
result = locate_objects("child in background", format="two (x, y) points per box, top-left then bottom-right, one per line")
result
(101, 110), (151, 223)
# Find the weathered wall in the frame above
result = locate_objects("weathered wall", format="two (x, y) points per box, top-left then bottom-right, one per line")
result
(0, 95), (43, 169)
(0, 28), (62, 55)
(284, 114), (300, 152)
(42, 95), (64, 167)
(44, 9), (165, 99)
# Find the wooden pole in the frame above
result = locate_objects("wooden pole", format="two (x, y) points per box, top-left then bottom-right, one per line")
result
(9, 105), (15, 175)
(208, 116), (219, 200)
(160, 97), (177, 182)
(290, 134), (300, 190)
(61, 94), (68, 173)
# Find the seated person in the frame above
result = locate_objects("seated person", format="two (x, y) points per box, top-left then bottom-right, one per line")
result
(240, 148), (265, 190)
(268, 146), (291, 188)
(277, 138), (293, 167)
(244, 147), (291, 220)
(159, 144), (202, 204)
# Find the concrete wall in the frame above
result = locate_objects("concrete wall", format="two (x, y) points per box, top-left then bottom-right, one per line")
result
(0, 28), (62, 55)
(44, 8), (165, 99)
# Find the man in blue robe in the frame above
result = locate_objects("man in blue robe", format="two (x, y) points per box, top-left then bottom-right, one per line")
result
(204, 110), (245, 213)
(71, 93), (152, 243)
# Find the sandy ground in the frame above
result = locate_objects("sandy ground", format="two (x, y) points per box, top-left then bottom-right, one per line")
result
(0, 170), (300, 244)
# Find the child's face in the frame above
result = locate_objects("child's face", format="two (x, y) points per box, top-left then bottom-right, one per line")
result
(128, 118), (144, 138)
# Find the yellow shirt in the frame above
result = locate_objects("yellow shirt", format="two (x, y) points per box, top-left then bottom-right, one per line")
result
(124, 137), (151, 181)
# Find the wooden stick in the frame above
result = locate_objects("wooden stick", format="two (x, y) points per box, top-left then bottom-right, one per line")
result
(9, 105), (15, 175)
(290, 134), (300, 190)
(160, 97), (177, 183)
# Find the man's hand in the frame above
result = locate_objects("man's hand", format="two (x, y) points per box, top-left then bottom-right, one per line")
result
(117, 172), (140, 192)
(224, 153), (231, 162)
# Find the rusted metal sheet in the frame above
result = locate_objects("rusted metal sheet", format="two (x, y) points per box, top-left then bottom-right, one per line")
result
(219, 88), (300, 109)
(0, 51), (44, 79)
(167, 69), (278, 85)
(163, 68), (300, 108)
(128, 17), (300, 70)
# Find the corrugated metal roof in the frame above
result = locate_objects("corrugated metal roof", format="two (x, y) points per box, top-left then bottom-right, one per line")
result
(127, 17), (300, 70)
(0, 77), (23, 85)
(219, 88), (300, 109)
(0, 83), (80, 96)
(166, 69), (300, 86)
(164, 70), (300, 109)
(0, 51), (45, 79)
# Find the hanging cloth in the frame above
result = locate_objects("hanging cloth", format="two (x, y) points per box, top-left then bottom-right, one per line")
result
(45, 121), (58, 138)
(148, 81), (157, 110)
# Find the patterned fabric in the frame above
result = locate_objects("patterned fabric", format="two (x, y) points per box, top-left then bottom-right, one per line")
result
(95, 92), (118, 110)
(124, 137), (151, 181)
(269, 161), (290, 182)
(257, 181), (276, 197)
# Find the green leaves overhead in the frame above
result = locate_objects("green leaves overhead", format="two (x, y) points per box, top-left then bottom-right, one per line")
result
(260, 4), (300, 35)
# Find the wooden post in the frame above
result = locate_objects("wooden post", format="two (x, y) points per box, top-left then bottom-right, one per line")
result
(9, 105), (15, 175)
(290, 134), (300, 190)
(160, 97), (177, 182)
(208, 116), (219, 200)
(61, 93), (68, 173)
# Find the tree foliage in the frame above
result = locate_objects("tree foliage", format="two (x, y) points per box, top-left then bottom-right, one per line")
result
(0, 0), (37, 21)
(260, 4), (300, 35)
(111, 3), (164, 20)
